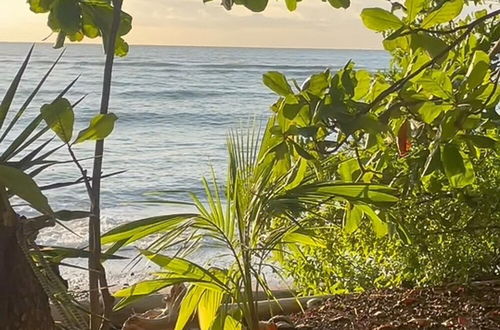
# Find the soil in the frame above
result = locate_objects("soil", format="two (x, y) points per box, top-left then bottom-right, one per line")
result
(290, 281), (500, 330)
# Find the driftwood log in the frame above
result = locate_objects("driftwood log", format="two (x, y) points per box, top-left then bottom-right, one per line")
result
(121, 284), (187, 330)
(50, 286), (332, 329)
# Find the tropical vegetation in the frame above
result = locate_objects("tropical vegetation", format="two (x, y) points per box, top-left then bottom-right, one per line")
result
(0, 0), (498, 329)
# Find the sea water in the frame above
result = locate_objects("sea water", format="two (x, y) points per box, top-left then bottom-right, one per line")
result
(0, 42), (389, 287)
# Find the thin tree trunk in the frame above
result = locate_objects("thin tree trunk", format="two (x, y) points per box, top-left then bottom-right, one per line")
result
(88, 0), (123, 329)
(0, 188), (55, 329)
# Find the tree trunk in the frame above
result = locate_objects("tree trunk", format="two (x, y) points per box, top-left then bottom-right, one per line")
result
(0, 215), (55, 329)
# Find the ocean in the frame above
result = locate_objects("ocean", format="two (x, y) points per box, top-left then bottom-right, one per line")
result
(0, 42), (389, 287)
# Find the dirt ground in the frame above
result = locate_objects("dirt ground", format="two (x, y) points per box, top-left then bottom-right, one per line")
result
(290, 280), (500, 329)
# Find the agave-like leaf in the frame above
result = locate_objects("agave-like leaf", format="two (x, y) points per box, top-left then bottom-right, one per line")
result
(0, 45), (34, 131)
(0, 49), (65, 143)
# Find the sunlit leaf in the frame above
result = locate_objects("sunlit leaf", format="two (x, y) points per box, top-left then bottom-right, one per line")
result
(405, 0), (425, 22)
(465, 51), (490, 90)
(198, 288), (224, 330)
(40, 98), (74, 143)
(263, 71), (294, 96)
(285, 0), (297, 11)
(361, 8), (404, 32)
(421, 0), (463, 28)
(74, 113), (118, 144)
(175, 285), (205, 330)
(327, 0), (350, 9)
(358, 204), (388, 237)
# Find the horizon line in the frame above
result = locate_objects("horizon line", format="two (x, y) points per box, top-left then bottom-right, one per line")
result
(0, 40), (385, 52)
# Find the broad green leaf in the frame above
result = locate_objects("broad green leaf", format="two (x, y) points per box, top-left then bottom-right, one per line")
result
(338, 158), (359, 182)
(48, 0), (82, 35)
(328, 0), (350, 9)
(82, 10), (100, 38)
(74, 113), (118, 144)
(417, 102), (452, 124)
(242, 0), (268, 12)
(29, 0), (55, 13)
(0, 165), (52, 214)
(410, 33), (448, 60)
(417, 71), (452, 99)
(405, 0), (425, 22)
(440, 143), (474, 188)
(80, 2), (133, 55)
(263, 72), (294, 97)
(465, 51), (490, 90)
(441, 143), (465, 178)
(40, 98), (74, 143)
(305, 72), (329, 97)
(361, 8), (404, 32)
(421, 0), (463, 28)
(354, 70), (372, 100)
(383, 35), (410, 52)
(115, 37), (129, 57)
(285, 0), (297, 11)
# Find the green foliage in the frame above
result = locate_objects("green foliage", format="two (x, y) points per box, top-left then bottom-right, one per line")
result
(0, 47), (72, 215)
(361, 8), (403, 32)
(283, 157), (500, 294)
(265, 0), (500, 292)
(40, 98), (74, 143)
(27, 0), (132, 56)
(0, 165), (52, 214)
(204, 0), (350, 12)
(74, 113), (118, 143)
(105, 127), (397, 329)
(0, 47), (107, 329)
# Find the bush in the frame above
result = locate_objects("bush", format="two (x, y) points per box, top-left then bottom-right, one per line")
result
(281, 157), (500, 295)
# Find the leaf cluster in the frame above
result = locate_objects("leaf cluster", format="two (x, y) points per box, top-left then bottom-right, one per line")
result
(28, 0), (132, 56)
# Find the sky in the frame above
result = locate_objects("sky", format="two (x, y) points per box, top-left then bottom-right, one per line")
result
(0, 0), (387, 49)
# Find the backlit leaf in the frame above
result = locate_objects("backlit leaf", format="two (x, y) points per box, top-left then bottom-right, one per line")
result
(421, 0), (463, 28)
(361, 8), (404, 32)
(40, 98), (74, 143)
(328, 0), (350, 9)
(74, 113), (118, 144)
(263, 72), (294, 96)
(405, 0), (425, 22)
(465, 51), (490, 90)
(285, 0), (297, 11)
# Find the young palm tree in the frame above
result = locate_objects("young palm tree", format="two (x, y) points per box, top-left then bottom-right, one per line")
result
(105, 126), (397, 329)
